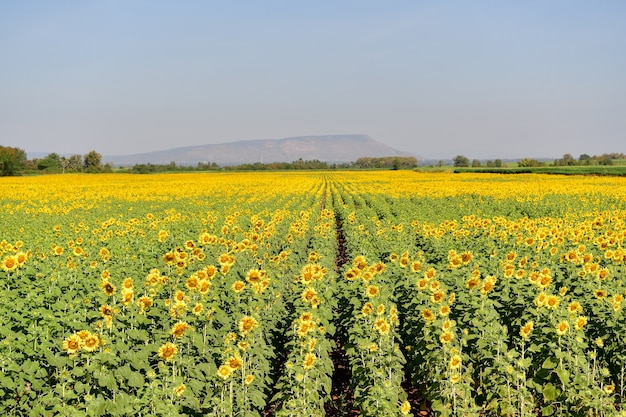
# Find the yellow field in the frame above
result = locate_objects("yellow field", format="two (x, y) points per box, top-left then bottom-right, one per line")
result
(2, 171), (626, 416)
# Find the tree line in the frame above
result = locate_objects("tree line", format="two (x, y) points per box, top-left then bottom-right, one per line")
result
(0, 146), (420, 176)
(453, 153), (624, 168)
(0, 147), (111, 176)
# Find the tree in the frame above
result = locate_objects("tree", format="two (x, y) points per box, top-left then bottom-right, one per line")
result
(494, 159), (503, 168)
(83, 150), (103, 173)
(0, 146), (27, 176)
(562, 153), (575, 166)
(518, 158), (542, 167)
(67, 155), (83, 172)
(471, 159), (481, 167)
(37, 153), (62, 171)
(453, 155), (470, 167)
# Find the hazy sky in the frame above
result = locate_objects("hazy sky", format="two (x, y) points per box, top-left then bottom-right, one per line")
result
(1, 1), (625, 160)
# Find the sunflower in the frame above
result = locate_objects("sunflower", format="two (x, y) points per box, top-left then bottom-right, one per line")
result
(574, 316), (588, 331)
(416, 278), (429, 291)
(158, 230), (170, 242)
(170, 321), (190, 338)
(16, 252), (28, 266)
(101, 281), (116, 297)
(480, 276), (497, 294)
(121, 289), (134, 306)
(594, 289), (607, 300)
(297, 320), (315, 337)
(301, 287), (317, 303)
(245, 374), (255, 385)
(466, 276), (480, 290)
(449, 354), (462, 370)
(192, 303), (204, 315)
(137, 296), (153, 313)
(421, 308), (435, 322)
(157, 342), (178, 361)
(442, 319), (455, 331)
(433, 304), (449, 318)
(246, 269), (262, 284)
(174, 384), (186, 397)
(431, 290), (446, 304)
(99, 304), (113, 317)
(62, 334), (82, 354)
(439, 331), (454, 344)
(366, 285), (380, 298)
(1, 256), (18, 272)
(374, 304), (384, 316)
(352, 255), (368, 271)
(519, 321), (533, 339)
(410, 261), (422, 273)
(185, 276), (199, 291)
(83, 333), (101, 352)
(232, 281), (246, 293)
(534, 293), (547, 308)
(227, 355), (243, 370)
(362, 302), (373, 316)
(545, 295), (560, 310)
(174, 290), (187, 302)
(597, 268), (610, 281)
(555, 320), (569, 336)
(401, 401), (411, 416)
(361, 271), (374, 282)
(344, 268), (360, 281)
(460, 251), (473, 264)
(205, 265), (218, 280)
(303, 352), (316, 370)
(99, 247), (110, 260)
(217, 364), (233, 379)
(238, 316), (259, 335)
(567, 301), (583, 315)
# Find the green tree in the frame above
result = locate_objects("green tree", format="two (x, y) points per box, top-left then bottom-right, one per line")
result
(83, 150), (103, 173)
(453, 155), (470, 167)
(67, 154), (83, 171)
(518, 158), (542, 167)
(0, 146), (27, 176)
(37, 153), (62, 171)
(471, 159), (481, 167)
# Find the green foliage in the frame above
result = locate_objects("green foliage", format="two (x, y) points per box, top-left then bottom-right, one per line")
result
(0, 145), (27, 176)
(453, 155), (470, 167)
(354, 156), (418, 170)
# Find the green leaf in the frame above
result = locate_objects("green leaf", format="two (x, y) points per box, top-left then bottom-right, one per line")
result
(98, 372), (117, 391)
(556, 366), (570, 385)
(541, 405), (555, 416)
(127, 371), (144, 388)
(542, 357), (557, 370)
(543, 383), (559, 402)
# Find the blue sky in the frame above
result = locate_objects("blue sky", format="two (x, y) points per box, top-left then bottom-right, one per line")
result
(1, 1), (625, 160)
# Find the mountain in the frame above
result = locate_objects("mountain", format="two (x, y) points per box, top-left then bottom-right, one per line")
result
(103, 134), (418, 166)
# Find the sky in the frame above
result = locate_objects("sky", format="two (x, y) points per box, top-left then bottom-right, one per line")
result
(1, 1), (625, 160)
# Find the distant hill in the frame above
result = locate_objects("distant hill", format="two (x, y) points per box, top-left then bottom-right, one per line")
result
(103, 135), (420, 166)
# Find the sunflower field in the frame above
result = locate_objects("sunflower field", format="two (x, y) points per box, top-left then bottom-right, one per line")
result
(2, 171), (626, 417)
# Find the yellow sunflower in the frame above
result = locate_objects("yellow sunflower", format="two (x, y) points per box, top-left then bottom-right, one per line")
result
(157, 342), (178, 361)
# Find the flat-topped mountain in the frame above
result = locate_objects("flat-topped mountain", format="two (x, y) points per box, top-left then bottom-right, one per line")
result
(103, 134), (419, 166)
